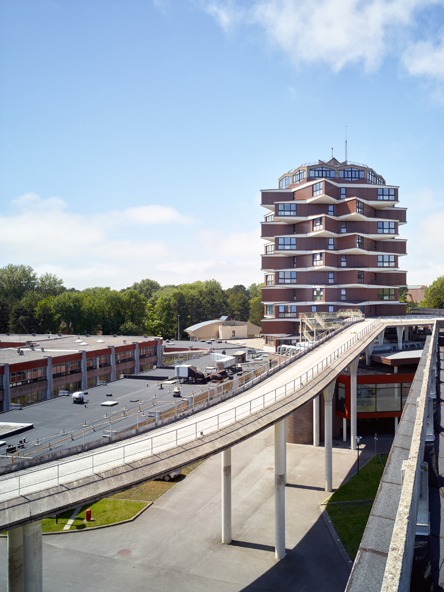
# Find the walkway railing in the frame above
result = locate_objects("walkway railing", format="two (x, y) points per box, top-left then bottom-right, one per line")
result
(0, 318), (382, 502)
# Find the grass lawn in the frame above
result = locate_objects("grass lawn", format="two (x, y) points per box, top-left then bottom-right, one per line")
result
(326, 455), (387, 560)
(41, 460), (204, 533)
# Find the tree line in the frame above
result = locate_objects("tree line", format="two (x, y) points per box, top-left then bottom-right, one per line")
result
(0, 265), (263, 338)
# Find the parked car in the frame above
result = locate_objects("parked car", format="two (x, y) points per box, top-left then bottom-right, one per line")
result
(160, 469), (181, 482)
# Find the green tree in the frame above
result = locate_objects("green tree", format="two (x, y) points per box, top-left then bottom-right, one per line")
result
(121, 289), (147, 328)
(0, 264), (37, 303)
(36, 272), (65, 297)
(35, 297), (59, 333)
(118, 320), (140, 335)
(129, 278), (161, 300)
(51, 291), (87, 334)
(248, 296), (263, 327)
(422, 277), (444, 309)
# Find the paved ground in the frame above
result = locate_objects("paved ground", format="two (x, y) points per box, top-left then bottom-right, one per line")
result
(0, 427), (393, 592)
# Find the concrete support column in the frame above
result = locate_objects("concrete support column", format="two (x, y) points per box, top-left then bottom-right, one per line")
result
(221, 448), (231, 545)
(394, 416), (399, 433)
(343, 417), (347, 442)
(110, 346), (116, 382)
(3, 363), (10, 411)
(274, 420), (286, 560)
(283, 417), (287, 486)
(23, 521), (42, 592)
(80, 351), (87, 390)
(365, 344), (373, 366)
(313, 396), (320, 447)
(323, 382), (335, 492)
(156, 339), (162, 367)
(378, 331), (384, 346)
(396, 326), (405, 350)
(349, 358), (359, 451)
(7, 526), (23, 592)
(133, 342), (140, 374)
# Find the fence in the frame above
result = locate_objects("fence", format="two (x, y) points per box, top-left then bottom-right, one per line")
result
(0, 317), (382, 502)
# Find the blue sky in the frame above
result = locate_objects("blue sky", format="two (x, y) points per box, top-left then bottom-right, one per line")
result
(1, 0), (444, 290)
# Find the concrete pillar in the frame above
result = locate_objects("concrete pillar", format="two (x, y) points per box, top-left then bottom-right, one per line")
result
(23, 521), (42, 592)
(44, 356), (53, 399)
(396, 326), (405, 350)
(323, 382), (335, 492)
(378, 331), (384, 346)
(283, 417), (287, 486)
(394, 365), (398, 374)
(221, 448), (231, 544)
(7, 526), (23, 592)
(394, 416), (399, 433)
(80, 351), (87, 390)
(365, 344), (373, 366)
(156, 338), (162, 367)
(133, 342), (140, 374)
(275, 420), (286, 560)
(313, 396), (320, 446)
(110, 346), (116, 382)
(343, 417), (347, 442)
(3, 363), (10, 411)
(349, 358), (359, 451)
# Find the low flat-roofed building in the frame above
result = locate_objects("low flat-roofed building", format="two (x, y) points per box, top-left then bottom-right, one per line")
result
(185, 319), (261, 341)
(0, 333), (161, 411)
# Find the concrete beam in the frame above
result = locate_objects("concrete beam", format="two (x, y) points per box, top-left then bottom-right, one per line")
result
(396, 326), (405, 350)
(313, 396), (320, 447)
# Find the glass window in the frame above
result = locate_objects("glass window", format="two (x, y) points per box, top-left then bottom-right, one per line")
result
(311, 306), (317, 312)
(368, 170), (377, 184)
(265, 214), (274, 222)
(266, 305), (274, 315)
(278, 271), (297, 284)
(277, 203), (297, 216)
(377, 188), (395, 200)
(378, 221), (396, 234)
(313, 253), (323, 266)
(341, 256), (347, 267)
(313, 217), (323, 230)
(329, 272), (334, 284)
(328, 238), (334, 250)
(312, 182), (323, 196)
(277, 237), (297, 250)
(328, 204), (334, 215)
(341, 222), (347, 233)
(336, 383), (346, 412)
(357, 235), (364, 248)
(357, 385), (376, 412)
(293, 170), (306, 184)
(377, 255), (395, 267)
(356, 200), (364, 214)
(340, 289), (347, 301)
(340, 188), (346, 199)
(266, 244), (274, 254)
(378, 288), (396, 300)
(266, 274), (274, 286)
(309, 167), (335, 178)
(278, 305), (297, 317)
(339, 168), (365, 179)
(376, 384), (401, 412)
(279, 176), (291, 189)
(357, 270), (364, 283)
(313, 288), (323, 301)
(329, 305), (334, 312)
(402, 383), (411, 409)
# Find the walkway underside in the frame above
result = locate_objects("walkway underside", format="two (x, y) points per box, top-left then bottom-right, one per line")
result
(0, 319), (425, 532)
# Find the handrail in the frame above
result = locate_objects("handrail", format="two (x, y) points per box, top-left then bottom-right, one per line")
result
(0, 318), (382, 502)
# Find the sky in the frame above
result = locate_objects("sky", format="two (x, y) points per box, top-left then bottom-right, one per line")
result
(1, 0), (444, 291)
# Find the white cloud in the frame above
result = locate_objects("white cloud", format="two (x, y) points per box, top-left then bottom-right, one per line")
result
(0, 193), (262, 290)
(403, 36), (444, 81)
(198, 0), (444, 80)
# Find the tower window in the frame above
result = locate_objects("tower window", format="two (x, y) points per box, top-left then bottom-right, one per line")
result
(312, 182), (323, 196)
(377, 188), (395, 200)
(313, 253), (323, 266)
(277, 237), (297, 250)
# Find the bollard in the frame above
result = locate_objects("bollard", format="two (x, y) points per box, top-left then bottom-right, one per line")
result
(86, 509), (92, 521)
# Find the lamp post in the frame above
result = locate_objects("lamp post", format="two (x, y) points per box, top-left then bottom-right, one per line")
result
(356, 436), (362, 476)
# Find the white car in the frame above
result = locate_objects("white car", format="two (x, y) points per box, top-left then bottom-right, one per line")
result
(161, 469), (181, 482)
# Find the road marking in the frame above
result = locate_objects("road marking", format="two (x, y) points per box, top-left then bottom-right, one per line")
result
(63, 504), (83, 530)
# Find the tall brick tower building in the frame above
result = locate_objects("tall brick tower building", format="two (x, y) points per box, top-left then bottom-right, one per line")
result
(260, 158), (407, 350)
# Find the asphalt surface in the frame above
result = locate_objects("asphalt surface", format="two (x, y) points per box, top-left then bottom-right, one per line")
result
(0, 340), (265, 469)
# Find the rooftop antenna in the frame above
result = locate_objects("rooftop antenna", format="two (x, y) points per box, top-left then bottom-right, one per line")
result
(345, 125), (348, 163)
(331, 147), (334, 158)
